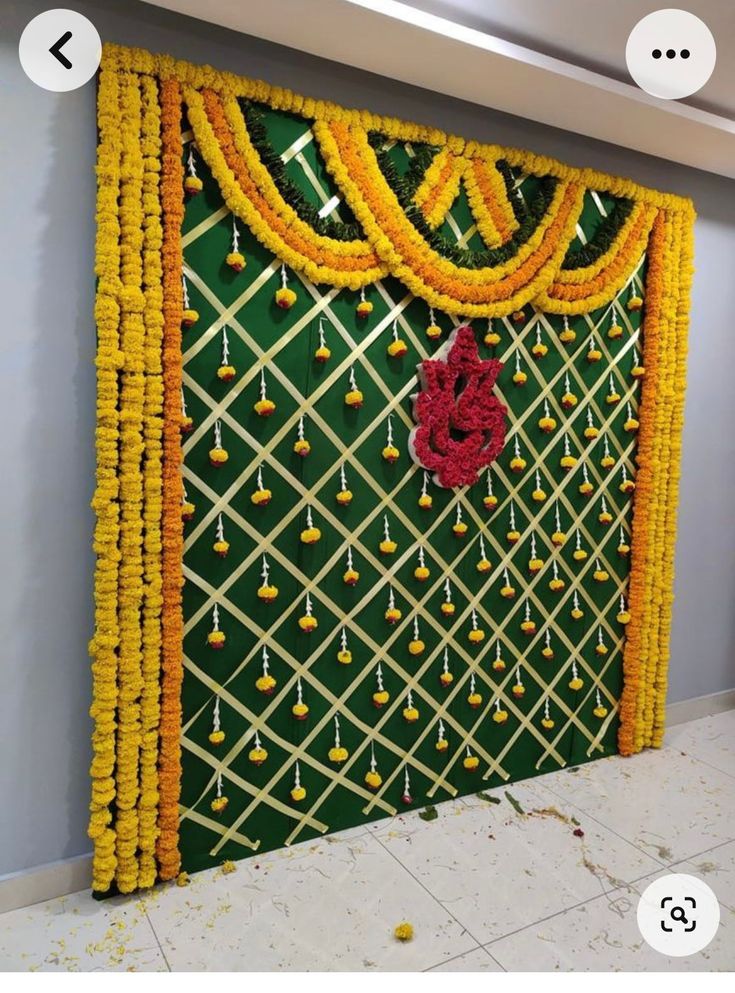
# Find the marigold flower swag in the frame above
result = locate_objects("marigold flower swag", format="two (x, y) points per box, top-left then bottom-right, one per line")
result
(89, 43), (694, 895)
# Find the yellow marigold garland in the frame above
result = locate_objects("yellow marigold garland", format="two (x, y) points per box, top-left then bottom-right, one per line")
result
(89, 60), (124, 894)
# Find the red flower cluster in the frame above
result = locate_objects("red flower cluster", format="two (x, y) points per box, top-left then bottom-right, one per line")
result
(409, 326), (507, 488)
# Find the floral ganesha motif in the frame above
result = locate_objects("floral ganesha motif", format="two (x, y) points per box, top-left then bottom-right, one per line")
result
(409, 325), (508, 488)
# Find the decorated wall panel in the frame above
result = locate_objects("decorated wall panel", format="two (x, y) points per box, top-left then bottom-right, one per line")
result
(89, 45), (693, 894)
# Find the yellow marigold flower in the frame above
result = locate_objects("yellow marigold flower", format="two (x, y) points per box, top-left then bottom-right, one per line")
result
(211, 796), (229, 813)
(293, 439), (311, 456)
(510, 456), (527, 473)
(606, 391), (621, 405)
(380, 539), (397, 554)
(587, 347), (602, 362)
(441, 601), (456, 617)
(520, 621), (536, 636)
(418, 493), (433, 509)
(387, 339), (408, 358)
(620, 479), (636, 494)
(299, 615), (318, 632)
(512, 683), (526, 697)
(631, 363), (646, 379)
(329, 746), (349, 764)
(290, 785), (307, 802)
(182, 501), (196, 521)
(254, 398), (276, 417)
(209, 730), (225, 745)
(251, 487), (272, 505)
(468, 692), (482, 708)
(492, 657), (507, 672)
(463, 754), (480, 771)
(300, 526), (321, 544)
(365, 770), (382, 789)
(249, 746), (268, 765)
(608, 322), (623, 339)
(184, 175), (203, 195)
(257, 584), (278, 602)
(627, 294), (643, 311)
(343, 568), (360, 586)
(373, 690), (389, 708)
(181, 413), (193, 433)
(414, 565), (430, 581)
(476, 558), (492, 573)
(507, 529), (520, 544)
(512, 371), (527, 385)
(624, 417), (639, 432)
(573, 548), (588, 562)
(385, 607), (402, 624)
(336, 488), (353, 505)
(292, 702), (309, 720)
(468, 629), (485, 643)
(617, 542), (631, 557)
(217, 364), (236, 382)
(435, 738), (449, 751)
(208, 630), (226, 649)
(571, 607), (584, 620)
(552, 530), (566, 546)
(427, 323), (442, 340)
(531, 342), (548, 359)
(182, 308), (199, 328)
(439, 671), (453, 687)
(255, 674), (276, 695)
(560, 455), (577, 470)
(538, 415), (556, 433)
(529, 557), (544, 574)
(569, 676), (584, 691)
(579, 481), (594, 496)
(559, 327), (576, 343)
(596, 643), (608, 656)
(226, 251), (246, 272)
(337, 649), (352, 665)
(541, 718), (555, 730)
(549, 578), (565, 592)
(593, 568), (609, 582)
(584, 426), (599, 440)
(493, 709), (509, 724)
(382, 444), (400, 463)
(593, 705), (609, 719)
(484, 330), (500, 346)
(500, 584), (516, 599)
(541, 647), (554, 660)
(314, 345), (331, 363)
(345, 389), (363, 408)
(209, 446), (229, 465)
(561, 392), (578, 409)
(221, 860), (236, 875)
(512, 310), (526, 323)
(356, 300), (373, 318)
(403, 706), (419, 723)
(601, 455), (615, 470)
(213, 539), (230, 557)
(394, 922), (414, 942)
(483, 494), (498, 511)
(452, 522), (469, 536)
(176, 872), (190, 887)
(409, 639), (425, 656)
(599, 511), (613, 525)
(275, 286), (297, 309)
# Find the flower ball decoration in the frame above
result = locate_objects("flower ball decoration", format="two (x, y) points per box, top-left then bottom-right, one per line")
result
(402, 692), (419, 723)
(184, 174), (203, 196)
(345, 367), (364, 408)
(300, 507), (321, 545)
(570, 593), (584, 620)
(298, 613), (318, 633)
(379, 516), (397, 555)
(426, 308), (443, 340)
(382, 415), (399, 462)
(394, 922), (414, 942)
(439, 651), (453, 688)
(249, 741), (268, 766)
(548, 574), (565, 593)
(586, 336), (602, 362)
(538, 404), (556, 433)
(541, 701), (555, 730)
(181, 498), (196, 522)
(551, 529), (566, 547)
(476, 554), (492, 574)
(512, 671), (526, 697)
(559, 315), (576, 343)
(492, 646), (507, 672)
(226, 250), (246, 272)
(372, 665), (389, 708)
(292, 681), (309, 721)
(275, 287), (297, 309)
(211, 794), (228, 814)
(568, 663), (584, 691)
(290, 784), (307, 803)
(627, 289), (643, 311)
(484, 321), (501, 347)
(593, 691), (609, 718)
(500, 569), (516, 599)
(408, 618), (425, 656)
(441, 601), (456, 617)
(384, 604), (402, 625)
(452, 510), (468, 537)
(608, 317), (623, 339)
(329, 746), (349, 764)
(418, 492), (433, 510)
(593, 561), (610, 582)
(531, 328), (548, 359)
(512, 309), (526, 323)
(365, 754), (382, 789)
(209, 422), (228, 467)
(561, 374), (578, 409)
(409, 326), (507, 488)
(182, 309), (199, 329)
(257, 584), (278, 603)
(467, 677), (482, 709)
(356, 290), (373, 319)
(336, 487), (353, 506)
(343, 567), (359, 587)
(251, 483), (272, 506)
(218, 363), (236, 382)
(209, 729), (225, 746)
(463, 750), (480, 771)
(387, 329), (408, 358)
(541, 637), (554, 661)
(414, 547), (430, 582)
(207, 624), (226, 650)
(617, 596), (631, 624)
(212, 516), (229, 558)
(492, 702), (509, 724)
(468, 625), (485, 644)
(336, 630), (352, 665)
(607, 388), (621, 405)
(483, 493), (497, 512)
(255, 669), (276, 696)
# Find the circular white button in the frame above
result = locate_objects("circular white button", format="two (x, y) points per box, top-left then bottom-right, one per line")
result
(626, 9), (716, 100)
(637, 873), (720, 957)
(19, 9), (101, 93)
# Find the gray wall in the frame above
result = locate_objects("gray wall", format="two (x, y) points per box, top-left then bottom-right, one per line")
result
(0, 0), (733, 877)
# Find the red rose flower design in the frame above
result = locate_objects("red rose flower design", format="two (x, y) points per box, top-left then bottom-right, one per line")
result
(409, 326), (507, 488)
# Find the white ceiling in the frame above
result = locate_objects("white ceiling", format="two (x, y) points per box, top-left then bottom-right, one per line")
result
(410, 0), (735, 117)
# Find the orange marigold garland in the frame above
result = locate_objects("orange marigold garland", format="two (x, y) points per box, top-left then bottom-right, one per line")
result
(157, 77), (186, 882)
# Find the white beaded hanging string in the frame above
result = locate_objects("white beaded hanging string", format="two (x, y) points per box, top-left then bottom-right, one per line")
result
(259, 367), (267, 402)
(544, 629), (552, 653)
(256, 465), (265, 492)
(187, 144), (198, 180)
(213, 418), (222, 451)
(221, 325), (230, 366)
(575, 529), (583, 553)
(340, 627), (348, 654)
(421, 469), (430, 499)
(509, 500), (516, 532)
(261, 645), (270, 680)
(555, 501), (562, 534)
(455, 503), (463, 527)
(210, 603), (220, 635)
(437, 718), (446, 746)
(387, 585), (396, 613)
(385, 414), (394, 449)
(348, 365), (358, 392)
(261, 553), (270, 586)
(215, 771), (223, 800)
(279, 262), (288, 291)
(417, 545), (426, 571)
(383, 514), (391, 543)
(515, 664), (524, 690)
(215, 512), (225, 545)
(304, 591), (313, 618)
(478, 533), (487, 562)
(369, 743), (378, 775)
(486, 469), (494, 499)
(403, 765), (411, 797)
(443, 577), (452, 606)
(375, 663), (384, 694)
(182, 272), (191, 310)
(293, 761), (302, 793)
(296, 414), (306, 444)
(339, 462), (348, 493)
(543, 698), (551, 722)
(441, 645), (450, 678)
(412, 616), (421, 643)
(333, 715), (341, 751)
(470, 608), (479, 632)
(573, 590), (581, 614)
(211, 695), (221, 736)
(318, 316), (327, 352)
(231, 214), (240, 255)
(345, 545), (354, 574)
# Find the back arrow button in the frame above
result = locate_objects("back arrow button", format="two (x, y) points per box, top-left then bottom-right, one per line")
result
(49, 31), (73, 69)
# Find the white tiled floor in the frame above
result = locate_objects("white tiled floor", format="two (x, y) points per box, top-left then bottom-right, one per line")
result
(1, 711), (733, 972)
